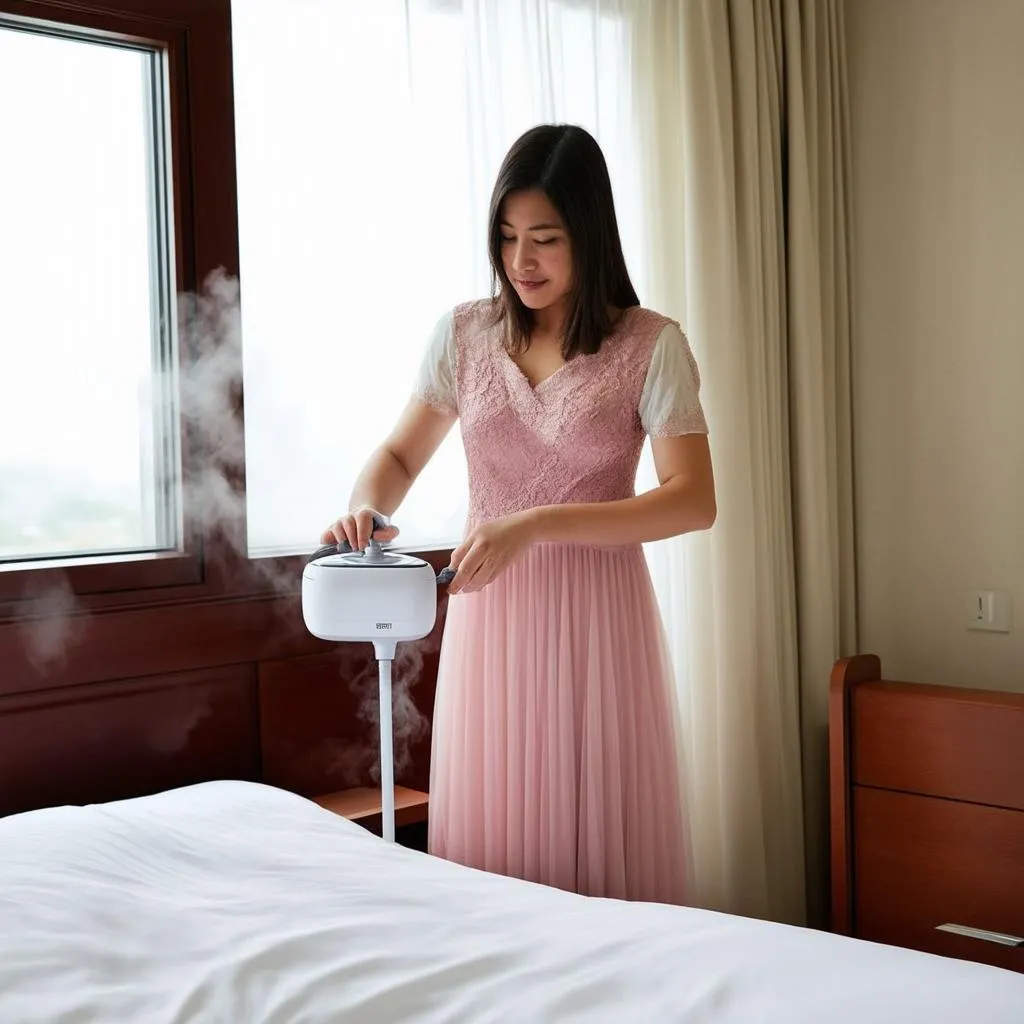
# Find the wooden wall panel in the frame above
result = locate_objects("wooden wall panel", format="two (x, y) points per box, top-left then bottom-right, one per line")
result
(0, 665), (260, 817)
(0, 595), (322, 697)
(0, 584), (450, 817)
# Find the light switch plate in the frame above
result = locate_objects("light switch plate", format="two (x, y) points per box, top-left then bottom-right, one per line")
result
(966, 590), (1013, 632)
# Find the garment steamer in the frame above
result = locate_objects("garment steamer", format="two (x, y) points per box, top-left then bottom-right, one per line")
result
(302, 514), (455, 843)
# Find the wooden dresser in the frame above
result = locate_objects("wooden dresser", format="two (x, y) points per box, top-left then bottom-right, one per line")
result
(830, 654), (1024, 973)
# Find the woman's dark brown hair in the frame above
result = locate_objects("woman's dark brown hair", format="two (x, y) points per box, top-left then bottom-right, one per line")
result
(487, 124), (640, 358)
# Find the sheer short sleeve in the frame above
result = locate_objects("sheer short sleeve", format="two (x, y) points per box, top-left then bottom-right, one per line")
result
(411, 310), (458, 415)
(639, 323), (708, 437)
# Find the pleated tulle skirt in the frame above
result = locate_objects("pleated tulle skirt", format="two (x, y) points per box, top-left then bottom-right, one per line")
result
(427, 541), (689, 905)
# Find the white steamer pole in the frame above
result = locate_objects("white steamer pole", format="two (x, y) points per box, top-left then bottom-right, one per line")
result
(301, 517), (452, 842)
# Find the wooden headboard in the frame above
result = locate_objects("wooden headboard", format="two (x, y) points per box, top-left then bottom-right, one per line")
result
(829, 654), (1024, 972)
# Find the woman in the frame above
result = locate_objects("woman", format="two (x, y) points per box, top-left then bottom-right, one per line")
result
(323, 124), (715, 904)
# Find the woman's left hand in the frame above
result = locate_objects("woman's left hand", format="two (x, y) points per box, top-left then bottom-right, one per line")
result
(447, 511), (536, 594)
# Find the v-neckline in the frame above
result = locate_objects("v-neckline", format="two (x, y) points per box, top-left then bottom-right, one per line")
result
(504, 349), (573, 394)
(497, 308), (636, 397)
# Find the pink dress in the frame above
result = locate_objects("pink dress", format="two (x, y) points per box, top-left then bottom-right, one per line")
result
(413, 299), (708, 904)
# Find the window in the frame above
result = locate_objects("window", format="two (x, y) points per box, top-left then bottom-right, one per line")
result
(2, 0), (645, 590)
(0, 0), (238, 607)
(0, 21), (179, 565)
(232, 0), (641, 555)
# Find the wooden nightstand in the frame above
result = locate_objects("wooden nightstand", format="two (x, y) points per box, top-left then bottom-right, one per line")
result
(312, 786), (429, 850)
(830, 655), (1024, 973)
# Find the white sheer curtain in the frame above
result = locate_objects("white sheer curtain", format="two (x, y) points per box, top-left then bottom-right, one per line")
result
(233, 1), (475, 553)
(232, 0), (642, 555)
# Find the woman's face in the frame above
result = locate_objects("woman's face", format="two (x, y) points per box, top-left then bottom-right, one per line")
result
(499, 189), (573, 316)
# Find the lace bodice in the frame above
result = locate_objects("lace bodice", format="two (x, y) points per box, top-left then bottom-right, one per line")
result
(414, 299), (707, 526)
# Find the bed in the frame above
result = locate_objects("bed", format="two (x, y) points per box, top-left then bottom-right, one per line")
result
(2, 779), (1022, 1022)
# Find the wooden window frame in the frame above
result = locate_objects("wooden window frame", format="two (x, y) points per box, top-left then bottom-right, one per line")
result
(0, 0), (247, 617)
(0, 0), (455, 628)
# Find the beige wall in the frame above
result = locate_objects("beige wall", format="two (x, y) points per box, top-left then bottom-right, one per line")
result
(848, 0), (1024, 692)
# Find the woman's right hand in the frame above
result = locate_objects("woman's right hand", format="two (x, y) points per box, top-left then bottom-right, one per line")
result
(320, 506), (400, 552)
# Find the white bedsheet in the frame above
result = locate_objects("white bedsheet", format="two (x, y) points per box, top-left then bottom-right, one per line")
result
(0, 780), (1020, 1023)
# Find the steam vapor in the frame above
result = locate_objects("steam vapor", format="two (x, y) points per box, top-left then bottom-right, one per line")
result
(179, 270), (444, 782)
(325, 613), (444, 789)
(19, 572), (86, 672)
(20, 268), (300, 671)
(176, 268), (302, 596)
(20, 268), (441, 788)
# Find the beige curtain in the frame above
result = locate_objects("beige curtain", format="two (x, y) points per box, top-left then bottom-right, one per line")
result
(632, 0), (856, 927)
